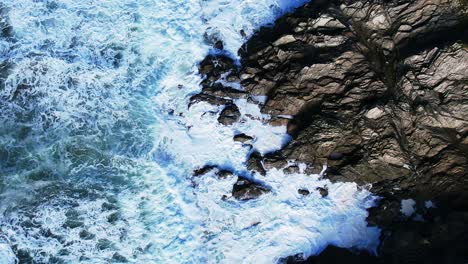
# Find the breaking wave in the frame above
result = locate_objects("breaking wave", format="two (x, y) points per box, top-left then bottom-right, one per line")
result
(0, 0), (380, 263)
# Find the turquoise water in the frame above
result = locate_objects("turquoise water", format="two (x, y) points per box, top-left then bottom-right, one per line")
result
(0, 0), (380, 263)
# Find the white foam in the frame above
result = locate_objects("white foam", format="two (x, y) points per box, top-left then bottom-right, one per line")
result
(425, 200), (435, 209)
(401, 199), (416, 217)
(0, 0), (381, 262)
(194, 168), (380, 262)
(0, 237), (16, 264)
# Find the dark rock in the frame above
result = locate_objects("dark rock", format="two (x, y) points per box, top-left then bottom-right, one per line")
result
(62, 219), (84, 229)
(203, 31), (224, 51)
(49, 256), (66, 264)
(233, 133), (254, 143)
(240, 29), (246, 38)
(107, 212), (120, 223)
(198, 55), (237, 86)
(328, 152), (344, 161)
(195, 0), (468, 262)
(79, 256), (90, 261)
(15, 248), (33, 264)
(201, 85), (247, 99)
(216, 169), (234, 179)
(246, 152), (266, 176)
(366, 198), (402, 227)
(217, 103), (241, 125)
(40, 229), (65, 244)
(298, 189), (310, 196)
(232, 177), (270, 201)
(316, 187), (328, 197)
(188, 93), (232, 108)
(0, 5), (13, 38)
(65, 209), (79, 218)
(283, 253), (308, 264)
(214, 40), (224, 50)
(262, 151), (288, 170)
(189, 47), (245, 112)
(284, 165), (300, 174)
(367, 197), (468, 264)
(193, 165), (236, 180)
(236, 0), (468, 204)
(235, 3), (468, 257)
(96, 238), (114, 250)
(58, 249), (70, 256)
(102, 202), (118, 211)
(111, 253), (128, 263)
(193, 165), (217, 176)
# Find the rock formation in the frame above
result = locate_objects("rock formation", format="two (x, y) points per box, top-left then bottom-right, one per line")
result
(193, 0), (468, 262)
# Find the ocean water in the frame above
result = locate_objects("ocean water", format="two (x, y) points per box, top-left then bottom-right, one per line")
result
(0, 0), (380, 263)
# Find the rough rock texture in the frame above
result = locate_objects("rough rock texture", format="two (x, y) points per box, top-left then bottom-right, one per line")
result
(238, 0), (468, 204)
(190, 54), (246, 108)
(194, 0), (468, 262)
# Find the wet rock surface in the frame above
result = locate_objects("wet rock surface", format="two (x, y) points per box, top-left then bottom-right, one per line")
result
(246, 151), (267, 176)
(315, 187), (328, 197)
(217, 103), (241, 125)
(192, 165), (270, 201)
(189, 54), (245, 110)
(297, 188), (310, 196)
(233, 133), (254, 143)
(232, 177), (270, 201)
(195, 0), (468, 262)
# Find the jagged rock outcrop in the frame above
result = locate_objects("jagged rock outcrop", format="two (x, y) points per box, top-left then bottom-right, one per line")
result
(237, 0), (468, 203)
(192, 165), (270, 201)
(194, 0), (468, 262)
(189, 54), (246, 107)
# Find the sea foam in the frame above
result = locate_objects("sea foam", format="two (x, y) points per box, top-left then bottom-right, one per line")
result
(0, 0), (380, 263)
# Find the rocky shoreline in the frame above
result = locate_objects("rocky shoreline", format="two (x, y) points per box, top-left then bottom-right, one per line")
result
(193, 0), (468, 263)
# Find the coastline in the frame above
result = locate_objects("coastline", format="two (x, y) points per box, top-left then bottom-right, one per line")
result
(194, 0), (468, 262)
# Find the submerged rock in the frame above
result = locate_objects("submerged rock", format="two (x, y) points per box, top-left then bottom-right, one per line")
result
(111, 253), (128, 263)
(96, 238), (114, 251)
(79, 230), (95, 240)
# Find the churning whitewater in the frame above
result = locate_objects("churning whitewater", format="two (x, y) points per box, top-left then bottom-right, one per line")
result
(0, 0), (380, 263)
